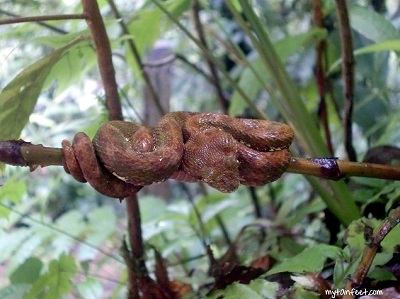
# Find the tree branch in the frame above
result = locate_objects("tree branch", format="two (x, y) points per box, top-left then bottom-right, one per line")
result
(0, 13), (86, 26)
(335, 0), (357, 161)
(107, 0), (165, 116)
(2, 141), (400, 182)
(314, 0), (334, 155)
(344, 207), (400, 299)
(81, 1), (146, 298)
(81, 0), (123, 121)
(0, 9), (70, 33)
(192, 0), (228, 113)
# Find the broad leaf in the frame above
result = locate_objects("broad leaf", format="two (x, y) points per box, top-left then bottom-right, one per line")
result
(266, 244), (341, 275)
(208, 279), (279, 299)
(10, 257), (43, 284)
(25, 254), (77, 299)
(78, 207), (117, 260)
(328, 39), (400, 73)
(345, 217), (400, 253)
(6, 232), (44, 276)
(43, 39), (96, 96)
(0, 177), (27, 218)
(0, 37), (87, 141)
(229, 28), (327, 116)
(76, 278), (103, 299)
(0, 229), (32, 264)
(349, 6), (400, 43)
(52, 210), (87, 257)
(127, 0), (191, 77)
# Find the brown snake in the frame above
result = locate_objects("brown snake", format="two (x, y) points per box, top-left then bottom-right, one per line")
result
(61, 112), (294, 198)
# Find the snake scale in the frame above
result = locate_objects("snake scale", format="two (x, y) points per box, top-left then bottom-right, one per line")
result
(62, 112), (294, 198)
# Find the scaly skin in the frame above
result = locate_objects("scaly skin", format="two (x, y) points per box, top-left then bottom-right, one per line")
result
(62, 112), (294, 198)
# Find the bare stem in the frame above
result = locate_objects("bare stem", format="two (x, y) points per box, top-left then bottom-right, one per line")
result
(107, 0), (165, 116)
(287, 157), (400, 181)
(335, 0), (357, 162)
(125, 195), (148, 275)
(343, 207), (400, 299)
(81, 2), (146, 298)
(81, 0), (123, 121)
(192, 0), (228, 113)
(3, 141), (400, 182)
(314, 0), (334, 155)
(0, 13), (86, 26)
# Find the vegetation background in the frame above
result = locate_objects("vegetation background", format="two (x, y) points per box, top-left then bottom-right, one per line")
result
(0, 0), (399, 298)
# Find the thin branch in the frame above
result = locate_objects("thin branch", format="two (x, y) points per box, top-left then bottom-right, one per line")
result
(175, 53), (214, 84)
(335, 0), (357, 161)
(125, 196), (148, 275)
(249, 187), (262, 218)
(107, 0), (165, 115)
(81, 2), (146, 298)
(151, 0), (267, 120)
(192, 0), (228, 113)
(343, 207), (400, 299)
(2, 141), (400, 183)
(81, 0), (123, 121)
(287, 157), (400, 181)
(314, 0), (334, 155)
(121, 239), (140, 299)
(0, 9), (68, 34)
(0, 13), (86, 26)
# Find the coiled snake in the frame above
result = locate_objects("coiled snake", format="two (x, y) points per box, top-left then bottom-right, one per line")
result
(62, 112), (294, 198)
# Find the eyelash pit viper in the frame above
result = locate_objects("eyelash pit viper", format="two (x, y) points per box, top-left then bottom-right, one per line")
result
(61, 112), (294, 198)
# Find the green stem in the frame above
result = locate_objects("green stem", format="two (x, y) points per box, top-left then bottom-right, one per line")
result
(235, 0), (360, 225)
(150, 0), (267, 119)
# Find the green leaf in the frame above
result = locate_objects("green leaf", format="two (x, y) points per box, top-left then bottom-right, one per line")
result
(188, 193), (236, 232)
(0, 178), (26, 218)
(349, 6), (400, 43)
(33, 32), (88, 49)
(340, 217), (400, 285)
(25, 254), (77, 299)
(0, 228), (32, 264)
(0, 36), (86, 141)
(6, 231), (44, 276)
(289, 288), (321, 299)
(286, 199), (327, 228)
(229, 28), (327, 116)
(76, 278), (103, 299)
(165, 0), (192, 18)
(43, 40), (96, 96)
(328, 39), (400, 73)
(51, 210), (86, 258)
(266, 244), (341, 275)
(345, 218), (377, 252)
(208, 279), (279, 299)
(0, 284), (30, 299)
(78, 207), (117, 260)
(273, 28), (327, 62)
(127, 0), (190, 77)
(368, 267), (396, 282)
(354, 39), (400, 55)
(9, 257), (43, 284)
(139, 195), (168, 222)
(86, 206), (116, 239)
(377, 220), (400, 252)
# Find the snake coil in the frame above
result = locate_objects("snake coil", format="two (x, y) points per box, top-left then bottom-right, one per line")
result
(62, 112), (294, 199)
